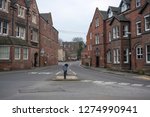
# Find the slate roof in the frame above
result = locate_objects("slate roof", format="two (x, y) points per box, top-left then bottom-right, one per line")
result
(40, 13), (53, 25)
(0, 36), (29, 46)
(110, 15), (129, 25)
(99, 10), (107, 20)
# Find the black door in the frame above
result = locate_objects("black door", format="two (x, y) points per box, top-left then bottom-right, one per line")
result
(96, 56), (99, 67)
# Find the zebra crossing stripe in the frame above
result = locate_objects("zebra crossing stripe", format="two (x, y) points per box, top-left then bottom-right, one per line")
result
(104, 82), (117, 85)
(146, 85), (150, 88)
(118, 83), (130, 86)
(131, 84), (143, 87)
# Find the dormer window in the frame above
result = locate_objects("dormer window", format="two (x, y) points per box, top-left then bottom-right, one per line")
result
(136, 0), (141, 8)
(108, 10), (113, 18)
(121, 2), (128, 12)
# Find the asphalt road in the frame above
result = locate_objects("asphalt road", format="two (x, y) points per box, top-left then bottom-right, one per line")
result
(0, 61), (150, 100)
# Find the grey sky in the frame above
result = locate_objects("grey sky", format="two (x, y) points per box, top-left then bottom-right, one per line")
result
(36, 0), (121, 42)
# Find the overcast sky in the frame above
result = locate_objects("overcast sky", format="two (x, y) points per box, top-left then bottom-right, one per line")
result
(36, 0), (121, 42)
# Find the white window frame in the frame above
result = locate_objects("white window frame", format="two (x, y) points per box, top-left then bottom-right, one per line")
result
(0, 0), (8, 13)
(16, 26), (26, 40)
(107, 50), (111, 63)
(136, 21), (142, 35)
(136, 45), (143, 59)
(108, 10), (113, 18)
(113, 49), (120, 64)
(124, 48), (129, 63)
(17, 5), (25, 19)
(23, 48), (28, 60)
(136, 0), (141, 8)
(15, 47), (21, 60)
(144, 15), (150, 31)
(0, 20), (9, 35)
(0, 46), (10, 60)
(112, 26), (119, 39)
(95, 18), (99, 27)
(146, 45), (150, 63)
(31, 30), (38, 43)
(95, 35), (99, 45)
(121, 2), (128, 12)
(123, 25), (128, 37)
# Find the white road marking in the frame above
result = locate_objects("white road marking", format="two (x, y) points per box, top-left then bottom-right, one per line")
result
(56, 71), (62, 75)
(131, 84), (144, 87)
(93, 81), (105, 85)
(104, 82), (117, 85)
(146, 85), (150, 88)
(81, 80), (92, 83)
(118, 83), (130, 86)
(28, 72), (52, 75)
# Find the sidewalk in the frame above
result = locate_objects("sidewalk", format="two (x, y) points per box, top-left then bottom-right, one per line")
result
(81, 65), (150, 81)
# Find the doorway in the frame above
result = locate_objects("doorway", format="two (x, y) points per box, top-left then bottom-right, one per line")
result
(96, 56), (99, 67)
(34, 52), (38, 67)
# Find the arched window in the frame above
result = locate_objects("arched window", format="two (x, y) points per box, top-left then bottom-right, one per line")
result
(136, 45), (143, 59)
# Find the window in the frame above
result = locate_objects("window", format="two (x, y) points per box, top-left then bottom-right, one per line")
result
(107, 50), (112, 63)
(95, 34), (99, 45)
(32, 13), (37, 24)
(109, 32), (111, 42)
(113, 49), (120, 64)
(136, 21), (142, 35)
(16, 26), (26, 39)
(90, 32), (92, 40)
(146, 45), (150, 63)
(123, 25), (128, 37)
(136, 0), (141, 7)
(121, 2), (128, 12)
(136, 45), (143, 59)
(23, 48), (28, 60)
(0, 20), (8, 35)
(31, 30), (38, 43)
(0, 0), (8, 12)
(0, 46), (10, 60)
(124, 48), (129, 63)
(18, 5), (25, 18)
(15, 47), (21, 60)
(108, 10), (113, 18)
(145, 15), (150, 31)
(112, 26), (119, 39)
(95, 18), (99, 27)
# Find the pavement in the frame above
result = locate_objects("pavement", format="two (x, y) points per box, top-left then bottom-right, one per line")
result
(81, 65), (150, 81)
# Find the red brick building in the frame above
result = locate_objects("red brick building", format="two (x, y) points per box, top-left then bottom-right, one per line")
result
(84, 0), (150, 73)
(0, 0), (58, 70)
(40, 13), (58, 66)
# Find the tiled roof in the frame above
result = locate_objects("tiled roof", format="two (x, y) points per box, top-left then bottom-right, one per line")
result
(110, 15), (129, 25)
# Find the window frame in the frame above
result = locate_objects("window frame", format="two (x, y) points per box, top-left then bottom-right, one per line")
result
(16, 26), (26, 40)
(17, 5), (25, 19)
(95, 34), (100, 45)
(136, 45), (143, 59)
(146, 45), (150, 63)
(95, 18), (99, 28)
(107, 50), (112, 63)
(123, 25), (129, 37)
(0, 20), (8, 35)
(0, 0), (8, 12)
(113, 49), (120, 64)
(136, 0), (141, 8)
(124, 48), (129, 63)
(15, 47), (21, 60)
(23, 48), (28, 60)
(0, 46), (10, 60)
(144, 15), (150, 31)
(136, 21), (142, 35)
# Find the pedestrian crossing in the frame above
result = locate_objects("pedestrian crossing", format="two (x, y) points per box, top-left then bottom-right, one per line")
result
(81, 80), (150, 88)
